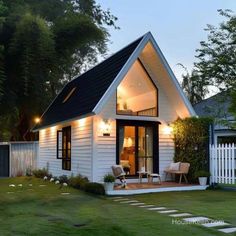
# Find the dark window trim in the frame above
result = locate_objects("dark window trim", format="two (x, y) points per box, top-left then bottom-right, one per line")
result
(116, 58), (159, 117)
(57, 130), (63, 159)
(57, 126), (71, 171)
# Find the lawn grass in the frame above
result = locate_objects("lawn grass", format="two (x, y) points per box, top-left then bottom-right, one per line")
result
(0, 177), (235, 236)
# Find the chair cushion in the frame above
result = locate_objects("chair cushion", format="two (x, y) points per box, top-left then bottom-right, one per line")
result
(169, 162), (180, 171)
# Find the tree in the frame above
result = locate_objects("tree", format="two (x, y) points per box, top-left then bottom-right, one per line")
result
(178, 64), (209, 104)
(0, 0), (118, 141)
(194, 9), (236, 91)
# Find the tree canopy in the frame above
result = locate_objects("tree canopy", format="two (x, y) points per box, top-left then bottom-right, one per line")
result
(180, 9), (236, 105)
(0, 0), (118, 141)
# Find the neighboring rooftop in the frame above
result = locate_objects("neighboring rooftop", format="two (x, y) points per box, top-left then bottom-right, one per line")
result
(193, 91), (233, 120)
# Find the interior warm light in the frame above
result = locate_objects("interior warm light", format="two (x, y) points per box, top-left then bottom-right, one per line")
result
(124, 137), (133, 147)
(100, 119), (111, 136)
(34, 117), (41, 124)
(163, 125), (173, 135)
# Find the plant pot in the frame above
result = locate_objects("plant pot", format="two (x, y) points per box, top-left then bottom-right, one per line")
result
(198, 177), (207, 186)
(104, 182), (114, 192)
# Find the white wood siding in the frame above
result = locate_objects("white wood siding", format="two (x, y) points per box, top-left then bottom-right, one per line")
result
(39, 117), (93, 180)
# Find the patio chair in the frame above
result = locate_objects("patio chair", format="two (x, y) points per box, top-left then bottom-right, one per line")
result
(111, 165), (126, 183)
(164, 162), (190, 184)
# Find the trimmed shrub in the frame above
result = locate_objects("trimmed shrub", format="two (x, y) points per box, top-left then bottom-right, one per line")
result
(32, 168), (49, 178)
(83, 182), (105, 195)
(172, 117), (213, 183)
(68, 175), (89, 189)
(58, 175), (68, 183)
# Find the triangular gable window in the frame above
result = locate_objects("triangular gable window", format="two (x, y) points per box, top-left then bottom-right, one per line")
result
(117, 59), (158, 117)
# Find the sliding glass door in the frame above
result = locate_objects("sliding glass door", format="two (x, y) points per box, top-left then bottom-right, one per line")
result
(117, 120), (159, 177)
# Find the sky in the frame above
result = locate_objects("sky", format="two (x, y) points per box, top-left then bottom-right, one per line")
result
(97, 0), (236, 86)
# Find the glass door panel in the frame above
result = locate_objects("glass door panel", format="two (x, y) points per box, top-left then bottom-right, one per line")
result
(138, 127), (153, 173)
(119, 126), (136, 175)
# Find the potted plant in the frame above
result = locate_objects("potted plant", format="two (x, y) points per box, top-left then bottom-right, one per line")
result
(103, 174), (116, 192)
(195, 170), (211, 186)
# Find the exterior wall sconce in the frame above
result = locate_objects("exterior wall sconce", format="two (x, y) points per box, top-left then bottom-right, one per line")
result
(100, 119), (111, 136)
(34, 117), (41, 124)
(163, 123), (173, 135)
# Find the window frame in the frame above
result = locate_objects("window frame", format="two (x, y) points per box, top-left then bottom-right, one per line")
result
(57, 126), (71, 171)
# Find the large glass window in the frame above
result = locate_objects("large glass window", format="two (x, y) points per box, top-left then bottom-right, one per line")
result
(57, 126), (71, 171)
(117, 59), (158, 117)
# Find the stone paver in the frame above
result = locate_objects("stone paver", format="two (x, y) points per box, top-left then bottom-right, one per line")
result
(218, 227), (236, 233)
(183, 217), (210, 223)
(169, 213), (192, 218)
(130, 202), (145, 206)
(202, 221), (229, 228)
(147, 207), (166, 211)
(113, 198), (129, 201)
(61, 192), (70, 195)
(138, 205), (155, 208)
(159, 210), (178, 214)
(120, 200), (138, 204)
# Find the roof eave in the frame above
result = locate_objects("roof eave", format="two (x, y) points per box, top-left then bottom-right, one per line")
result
(32, 112), (95, 132)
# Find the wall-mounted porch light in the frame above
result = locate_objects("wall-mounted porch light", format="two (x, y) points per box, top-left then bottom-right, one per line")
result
(163, 123), (173, 135)
(34, 117), (41, 124)
(100, 119), (111, 136)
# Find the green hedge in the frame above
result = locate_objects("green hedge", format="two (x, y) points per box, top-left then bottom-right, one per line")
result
(172, 117), (212, 183)
(83, 182), (105, 195)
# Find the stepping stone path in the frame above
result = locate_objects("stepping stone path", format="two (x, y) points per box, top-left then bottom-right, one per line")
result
(61, 192), (70, 195)
(110, 196), (236, 234)
(218, 228), (236, 234)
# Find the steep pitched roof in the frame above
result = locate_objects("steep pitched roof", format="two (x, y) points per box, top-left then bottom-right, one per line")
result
(33, 35), (144, 130)
(34, 32), (196, 131)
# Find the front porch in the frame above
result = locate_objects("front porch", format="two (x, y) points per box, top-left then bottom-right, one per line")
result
(107, 181), (208, 195)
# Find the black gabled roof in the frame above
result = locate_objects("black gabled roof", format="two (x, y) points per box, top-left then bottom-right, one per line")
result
(34, 35), (144, 130)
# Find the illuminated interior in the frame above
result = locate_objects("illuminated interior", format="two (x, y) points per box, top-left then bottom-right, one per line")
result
(117, 59), (158, 116)
(119, 125), (154, 176)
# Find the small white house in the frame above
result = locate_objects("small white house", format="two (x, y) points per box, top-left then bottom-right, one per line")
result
(33, 32), (195, 182)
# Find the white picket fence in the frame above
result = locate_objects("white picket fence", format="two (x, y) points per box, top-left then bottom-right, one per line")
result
(210, 144), (236, 184)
